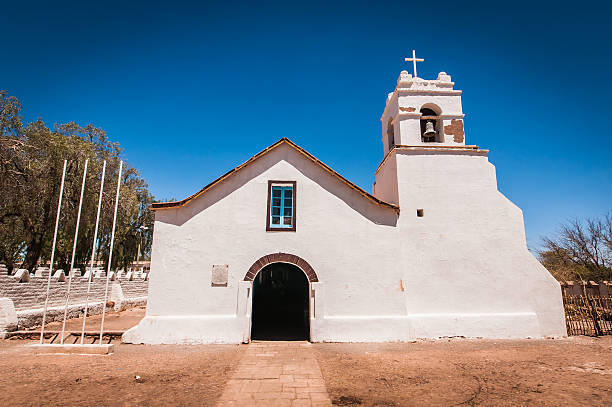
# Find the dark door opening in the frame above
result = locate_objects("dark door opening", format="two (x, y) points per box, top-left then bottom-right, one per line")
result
(251, 262), (310, 341)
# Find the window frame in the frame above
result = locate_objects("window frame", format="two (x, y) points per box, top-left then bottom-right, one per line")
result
(266, 180), (297, 232)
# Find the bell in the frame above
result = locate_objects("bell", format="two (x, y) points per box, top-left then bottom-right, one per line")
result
(423, 120), (436, 138)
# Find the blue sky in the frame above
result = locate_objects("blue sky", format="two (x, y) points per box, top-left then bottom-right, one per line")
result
(1, 0), (610, 249)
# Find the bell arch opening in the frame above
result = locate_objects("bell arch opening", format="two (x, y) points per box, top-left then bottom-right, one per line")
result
(420, 106), (442, 143)
(251, 262), (310, 341)
(387, 117), (395, 150)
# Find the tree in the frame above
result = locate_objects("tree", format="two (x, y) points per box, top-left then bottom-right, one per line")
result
(539, 215), (612, 282)
(0, 91), (26, 270)
(0, 90), (154, 272)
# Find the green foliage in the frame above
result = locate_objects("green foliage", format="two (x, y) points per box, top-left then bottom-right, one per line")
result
(0, 90), (154, 272)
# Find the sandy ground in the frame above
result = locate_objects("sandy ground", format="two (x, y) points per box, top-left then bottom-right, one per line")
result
(314, 337), (612, 407)
(0, 340), (244, 407)
(1, 308), (245, 407)
(42, 306), (147, 332)
(1, 309), (611, 406)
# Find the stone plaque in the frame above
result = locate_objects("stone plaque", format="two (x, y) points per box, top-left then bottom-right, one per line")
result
(211, 265), (228, 287)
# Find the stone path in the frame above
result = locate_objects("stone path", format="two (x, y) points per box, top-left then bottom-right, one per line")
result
(217, 341), (332, 407)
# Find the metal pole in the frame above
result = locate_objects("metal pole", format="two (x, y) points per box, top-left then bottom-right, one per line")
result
(81, 160), (106, 344)
(100, 160), (122, 343)
(40, 160), (68, 344)
(60, 159), (88, 344)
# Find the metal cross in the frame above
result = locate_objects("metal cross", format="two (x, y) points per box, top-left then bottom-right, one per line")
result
(404, 50), (424, 78)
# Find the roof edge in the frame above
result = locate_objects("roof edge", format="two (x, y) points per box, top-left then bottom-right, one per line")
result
(151, 138), (400, 213)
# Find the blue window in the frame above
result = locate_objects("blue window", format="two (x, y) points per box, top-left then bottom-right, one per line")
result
(267, 182), (295, 231)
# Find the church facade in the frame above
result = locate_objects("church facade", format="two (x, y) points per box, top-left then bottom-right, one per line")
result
(123, 68), (566, 344)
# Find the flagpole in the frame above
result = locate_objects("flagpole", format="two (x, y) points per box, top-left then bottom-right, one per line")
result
(40, 160), (67, 344)
(80, 160), (106, 344)
(99, 160), (122, 343)
(60, 159), (88, 344)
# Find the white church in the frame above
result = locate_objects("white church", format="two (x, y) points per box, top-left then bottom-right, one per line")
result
(124, 56), (566, 344)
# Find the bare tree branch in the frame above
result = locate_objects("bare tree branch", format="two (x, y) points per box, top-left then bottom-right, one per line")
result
(539, 215), (612, 282)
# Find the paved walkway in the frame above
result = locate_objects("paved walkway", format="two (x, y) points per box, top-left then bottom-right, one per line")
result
(217, 341), (332, 407)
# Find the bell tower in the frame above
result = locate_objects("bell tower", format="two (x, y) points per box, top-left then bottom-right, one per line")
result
(373, 52), (483, 208)
(380, 53), (466, 156)
(369, 54), (565, 341)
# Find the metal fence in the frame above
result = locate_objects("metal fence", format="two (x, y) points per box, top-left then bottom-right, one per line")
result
(563, 293), (612, 336)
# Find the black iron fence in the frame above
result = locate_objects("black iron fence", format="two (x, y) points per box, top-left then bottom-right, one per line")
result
(563, 293), (612, 336)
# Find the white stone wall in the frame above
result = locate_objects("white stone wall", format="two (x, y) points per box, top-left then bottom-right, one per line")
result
(0, 274), (148, 311)
(0, 273), (148, 330)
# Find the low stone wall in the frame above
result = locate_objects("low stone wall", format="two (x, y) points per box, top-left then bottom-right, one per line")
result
(14, 296), (148, 330)
(0, 272), (148, 331)
(0, 273), (148, 312)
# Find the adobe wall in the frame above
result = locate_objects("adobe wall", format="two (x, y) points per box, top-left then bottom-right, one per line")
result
(124, 142), (566, 344)
(561, 281), (612, 296)
(0, 272), (148, 330)
(387, 149), (567, 338)
(124, 144), (402, 344)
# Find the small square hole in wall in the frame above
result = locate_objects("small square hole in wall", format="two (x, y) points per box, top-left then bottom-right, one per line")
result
(417, 209), (424, 217)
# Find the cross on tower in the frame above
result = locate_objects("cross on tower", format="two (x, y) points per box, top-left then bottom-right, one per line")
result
(404, 50), (424, 78)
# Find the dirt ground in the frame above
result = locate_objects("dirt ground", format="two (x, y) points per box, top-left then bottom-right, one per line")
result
(1, 309), (611, 406)
(314, 337), (612, 407)
(0, 340), (244, 407)
(42, 306), (147, 332)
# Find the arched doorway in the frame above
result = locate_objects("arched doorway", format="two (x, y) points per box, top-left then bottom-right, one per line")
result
(251, 262), (310, 340)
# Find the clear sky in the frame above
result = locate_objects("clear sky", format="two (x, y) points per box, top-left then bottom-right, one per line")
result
(2, 0), (610, 250)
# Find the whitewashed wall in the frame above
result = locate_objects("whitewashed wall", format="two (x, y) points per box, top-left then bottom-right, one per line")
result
(390, 149), (565, 338)
(124, 143), (402, 344)
(124, 141), (566, 344)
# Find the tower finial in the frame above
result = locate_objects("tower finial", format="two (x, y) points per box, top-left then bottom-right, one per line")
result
(404, 50), (424, 78)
